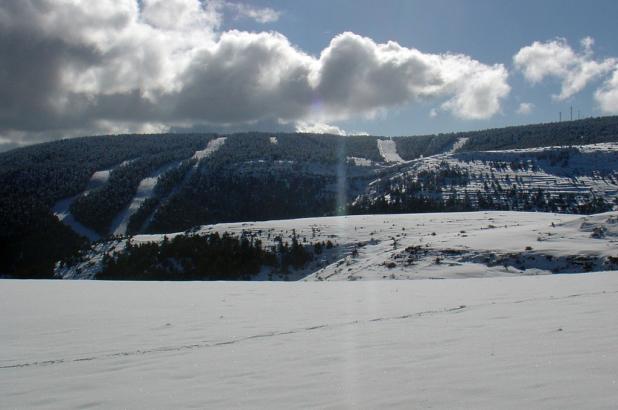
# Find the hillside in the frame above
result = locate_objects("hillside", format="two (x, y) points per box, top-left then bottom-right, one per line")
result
(354, 142), (618, 215)
(2, 116), (618, 278)
(56, 211), (618, 281)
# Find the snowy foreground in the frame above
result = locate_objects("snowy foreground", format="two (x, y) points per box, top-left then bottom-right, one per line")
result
(3, 273), (618, 409)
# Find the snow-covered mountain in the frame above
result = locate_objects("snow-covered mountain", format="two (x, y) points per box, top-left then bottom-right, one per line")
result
(3, 117), (618, 279)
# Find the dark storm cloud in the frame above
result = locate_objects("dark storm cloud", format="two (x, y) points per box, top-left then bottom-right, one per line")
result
(0, 0), (513, 148)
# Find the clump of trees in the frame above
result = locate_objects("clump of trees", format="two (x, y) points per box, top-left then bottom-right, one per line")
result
(98, 232), (314, 281)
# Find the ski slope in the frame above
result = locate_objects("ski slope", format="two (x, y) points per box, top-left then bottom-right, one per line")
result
(109, 161), (181, 236)
(377, 138), (404, 163)
(51, 167), (115, 241)
(2, 272), (618, 408)
(192, 136), (226, 161)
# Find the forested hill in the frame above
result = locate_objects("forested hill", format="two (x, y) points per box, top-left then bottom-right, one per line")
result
(394, 115), (618, 159)
(2, 116), (618, 279)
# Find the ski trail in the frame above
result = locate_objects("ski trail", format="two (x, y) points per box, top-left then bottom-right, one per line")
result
(139, 137), (227, 232)
(449, 137), (469, 153)
(192, 136), (226, 162)
(109, 161), (181, 236)
(51, 168), (116, 241)
(377, 139), (404, 163)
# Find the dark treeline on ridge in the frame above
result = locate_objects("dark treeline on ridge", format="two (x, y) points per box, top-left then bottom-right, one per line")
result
(97, 232), (314, 281)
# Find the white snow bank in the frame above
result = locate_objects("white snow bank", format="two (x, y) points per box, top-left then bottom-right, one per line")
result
(377, 138), (404, 163)
(2, 272), (618, 409)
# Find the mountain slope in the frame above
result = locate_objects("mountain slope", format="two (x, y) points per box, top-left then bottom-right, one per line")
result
(3, 117), (618, 278)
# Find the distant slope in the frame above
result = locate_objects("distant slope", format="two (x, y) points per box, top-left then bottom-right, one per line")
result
(394, 115), (618, 160)
(3, 116), (618, 278)
(353, 142), (618, 215)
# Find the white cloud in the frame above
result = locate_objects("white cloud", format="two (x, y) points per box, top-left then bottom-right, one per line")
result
(514, 37), (617, 100)
(225, 2), (281, 23)
(0, 1), (511, 146)
(595, 69), (618, 114)
(312, 33), (510, 121)
(295, 122), (347, 135)
(516, 102), (534, 115)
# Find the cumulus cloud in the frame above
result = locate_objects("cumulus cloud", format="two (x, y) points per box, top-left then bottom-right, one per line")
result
(0, 0), (511, 147)
(516, 102), (534, 115)
(514, 37), (617, 100)
(295, 122), (347, 135)
(313, 33), (510, 120)
(224, 2), (281, 23)
(595, 69), (618, 114)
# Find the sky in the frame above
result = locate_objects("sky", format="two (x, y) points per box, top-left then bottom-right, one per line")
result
(1, 0), (618, 151)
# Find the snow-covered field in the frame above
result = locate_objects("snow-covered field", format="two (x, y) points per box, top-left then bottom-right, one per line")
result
(2, 272), (618, 409)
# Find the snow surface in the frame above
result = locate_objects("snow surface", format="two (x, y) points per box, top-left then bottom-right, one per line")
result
(270, 136), (278, 144)
(57, 211), (618, 280)
(377, 138), (404, 163)
(2, 272), (618, 409)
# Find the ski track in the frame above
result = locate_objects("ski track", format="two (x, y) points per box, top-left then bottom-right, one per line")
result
(4, 288), (613, 371)
(4, 273), (618, 409)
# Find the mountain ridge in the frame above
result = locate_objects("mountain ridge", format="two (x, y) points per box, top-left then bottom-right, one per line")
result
(2, 116), (618, 278)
